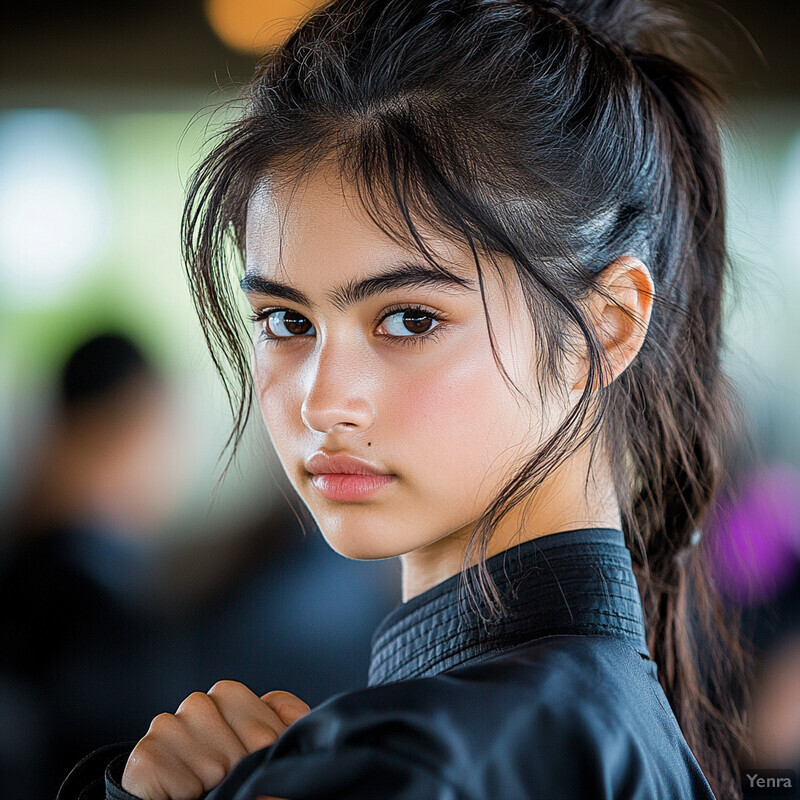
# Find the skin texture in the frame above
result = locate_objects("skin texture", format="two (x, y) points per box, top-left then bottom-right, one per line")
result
(246, 163), (653, 600)
(121, 162), (654, 798)
(121, 681), (307, 800)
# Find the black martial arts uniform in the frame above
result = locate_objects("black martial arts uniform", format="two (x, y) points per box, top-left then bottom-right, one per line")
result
(57, 527), (717, 799)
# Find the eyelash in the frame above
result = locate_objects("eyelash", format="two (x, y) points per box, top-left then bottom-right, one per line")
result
(247, 303), (449, 349)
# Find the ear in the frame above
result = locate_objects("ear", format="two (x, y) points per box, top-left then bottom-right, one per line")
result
(571, 256), (655, 393)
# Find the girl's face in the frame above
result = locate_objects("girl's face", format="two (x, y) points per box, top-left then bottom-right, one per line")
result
(243, 164), (575, 563)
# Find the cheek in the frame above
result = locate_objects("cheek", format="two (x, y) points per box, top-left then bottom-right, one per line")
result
(253, 360), (301, 458)
(382, 349), (532, 500)
(252, 335), (542, 516)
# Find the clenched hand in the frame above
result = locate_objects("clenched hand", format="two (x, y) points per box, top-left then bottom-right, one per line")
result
(121, 680), (311, 800)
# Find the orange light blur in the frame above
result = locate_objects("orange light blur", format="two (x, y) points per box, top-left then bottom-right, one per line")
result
(205, 0), (319, 54)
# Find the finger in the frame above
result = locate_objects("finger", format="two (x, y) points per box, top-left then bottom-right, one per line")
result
(174, 692), (248, 780)
(207, 680), (287, 751)
(123, 724), (206, 800)
(140, 756), (204, 800)
(123, 760), (199, 800)
(261, 690), (312, 725)
(150, 708), (234, 800)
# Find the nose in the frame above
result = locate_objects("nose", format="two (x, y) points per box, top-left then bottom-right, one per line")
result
(300, 341), (376, 434)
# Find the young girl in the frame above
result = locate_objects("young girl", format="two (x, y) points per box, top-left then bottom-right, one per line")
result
(58, 0), (752, 797)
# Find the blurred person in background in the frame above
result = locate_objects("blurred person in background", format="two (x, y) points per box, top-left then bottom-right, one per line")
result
(174, 493), (398, 712)
(706, 462), (800, 792)
(742, 573), (800, 777)
(0, 330), (397, 800)
(0, 331), (189, 799)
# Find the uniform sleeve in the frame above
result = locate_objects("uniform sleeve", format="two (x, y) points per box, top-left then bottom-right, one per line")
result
(55, 715), (630, 800)
(56, 689), (472, 800)
(57, 659), (685, 800)
(73, 681), (489, 800)
(55, 741), (139, 800)
(63, 729), (468, 800)
(56, 741), (214, 800)
(189, 669), (674, 800)
(178, 680), (639, 800)
(198, 686), (474, 800)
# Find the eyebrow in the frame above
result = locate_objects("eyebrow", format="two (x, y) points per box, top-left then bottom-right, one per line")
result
(239, 260), (477, 312)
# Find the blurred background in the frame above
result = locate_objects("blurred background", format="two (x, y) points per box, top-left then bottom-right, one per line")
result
(0, 1), (798, 798)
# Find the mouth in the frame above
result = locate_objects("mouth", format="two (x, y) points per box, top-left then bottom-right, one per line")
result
(308, 472), (396, 502)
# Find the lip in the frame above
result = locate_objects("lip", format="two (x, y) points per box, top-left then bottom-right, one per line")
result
(305, 451), (392, 476)
(304, 451), (395, 502)
(309, 473), (396, 502)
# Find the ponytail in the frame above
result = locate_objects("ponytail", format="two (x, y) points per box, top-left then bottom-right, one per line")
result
(597, 15), (755, 800)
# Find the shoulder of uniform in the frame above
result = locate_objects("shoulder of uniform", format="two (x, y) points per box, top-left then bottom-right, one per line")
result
(278, 635), (651, 757)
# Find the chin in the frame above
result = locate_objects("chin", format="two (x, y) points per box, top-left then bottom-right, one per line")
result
(307, 512), (409, 561)
(318, 527), (406, 561)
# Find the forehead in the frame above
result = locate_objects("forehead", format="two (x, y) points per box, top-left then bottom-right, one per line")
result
(244, 166), (475, 282)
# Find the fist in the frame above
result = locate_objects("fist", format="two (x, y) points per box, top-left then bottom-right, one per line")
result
(121, 680), (311, 800)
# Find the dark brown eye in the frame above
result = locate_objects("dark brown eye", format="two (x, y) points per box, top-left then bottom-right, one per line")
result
(265, 310), (314, 337)
(381, 309), (439, 337)
(402, 312), (433, 334)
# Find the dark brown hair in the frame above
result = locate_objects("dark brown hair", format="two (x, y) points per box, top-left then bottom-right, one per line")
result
(182, 0), (754, 796)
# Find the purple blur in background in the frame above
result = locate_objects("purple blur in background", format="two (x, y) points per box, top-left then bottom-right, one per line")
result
(708, 462), (800, 605)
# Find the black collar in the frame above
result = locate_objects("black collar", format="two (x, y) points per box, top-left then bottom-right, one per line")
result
(368, 527), (650, 687)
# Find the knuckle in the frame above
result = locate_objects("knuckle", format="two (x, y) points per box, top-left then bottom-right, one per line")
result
(127, 737), (166, 775)
(125, 745), (153, 772)
(261, 690), (291, 705)
(208, 679), (247, 698)
(148, 712), (181, 736)
(177, 690), (215, 716)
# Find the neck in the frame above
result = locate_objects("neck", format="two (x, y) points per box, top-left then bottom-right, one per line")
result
(400, 444), (621, 602)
